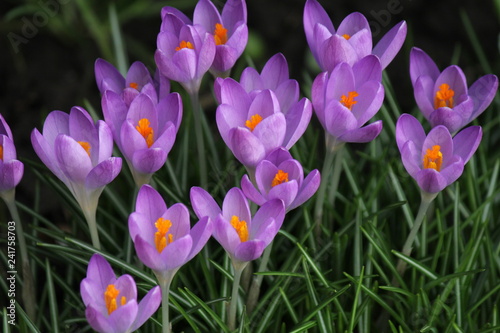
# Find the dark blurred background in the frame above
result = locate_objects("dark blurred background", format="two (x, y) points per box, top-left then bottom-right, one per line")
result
(1, 0), (499, 216)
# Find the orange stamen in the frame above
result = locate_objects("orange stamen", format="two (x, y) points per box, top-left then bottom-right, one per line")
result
(271, 170), (289, 187)
(342, 34), (351, 40)
(154, 218), (174, 253)
(245, 114), (263, 132)
(77, 141), (91, 156)
(175, 40), (194, 51)
(423, 145), (443, 171)
(104, 284), (126, 315)
(136, 118), (154, 148)
(129, 82), (139, 90)
(0, 145), (3, 161)
(214, 23), (228, 45)
(434, 83), (454, 109)
(340, 91), (359, 110)
(230, 216), (249, 243)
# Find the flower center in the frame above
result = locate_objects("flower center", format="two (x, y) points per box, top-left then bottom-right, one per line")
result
(175, 40), (194, 51)
(214, 23), (228, 45)
(77, 141), (91, 156)
(104, 284), (127, 315)
(245, 114), (263, 132)
(0, 145), (3, 161)
(434, 83), (454, 109)
(271, 170), (289, 187)
(340, 91), (359, 110)
(129, 82), (139, 90)
(230, 215), (249, 243)
(342, 34), (351, 40)
(423, 145), (443, 171)
(154, 217), (174, 253)
(136, 118), (154, 148)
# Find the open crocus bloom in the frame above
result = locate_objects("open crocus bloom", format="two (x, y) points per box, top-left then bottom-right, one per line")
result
(312, 56), (385, 149)
(0, 114), (23, 194)
(80, 254), (161, 333)
(410, 47), (498, 133)
(190, 187), (285, 264)
(216, 77), (312, 169)
(128, 185), (213, 274)
(102, 92), (182, 186)
(396, 114), (482, 194)
(31, 107), (122, 213)
(303, 0), (406, 71)
(241, 147), (320, 212)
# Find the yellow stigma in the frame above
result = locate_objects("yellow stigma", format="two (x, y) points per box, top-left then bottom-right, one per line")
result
(104, 284), (126, 315)
(214, 23), (228, 45)
(434, 83), (454, 109)
(136, 118), (154, 148)
(154, 218), (174, 253)
(342, 34), (351, 40)
(245, 114), (263, 132)
(271, 170), (289, 187)
(340, 91), (359, 110)
(423, 145), (443, 171)
(77, 141), (91, 156)
(230, 215), (249, 243)
(129, 82), (139, 90)
(175, 40), (194, 51)
(0, 145), (3, 161)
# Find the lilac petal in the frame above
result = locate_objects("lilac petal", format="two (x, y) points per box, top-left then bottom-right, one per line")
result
(136, 185), (167, 219)
(222, 0), (247, 34)
(132, 235), (164, 271)
(114, 275), (137, 302)
(212, 44), (241, 73)
(251, 199), (285, 237)
(415, 169), (449, 194)
(55, 135), (92, 184)
(452, 126), (482, 164)
(158, 93), (182, 132)
(0, 114), (13, 139)
(240, 174), (266, 206)
(131, 148), (167, 174)
(81, 254), (115, 305)
(107, 299), (139, 333)
(120, 120), (149, 161)
(126, 61), (154, 89)
(337, 12), (370, 36)
(234, 239), (266, 262)
(303, 0), (335, 58)
(216, 104), (245, 147)
(96, 121), (114, 164)
(439, 156), (465, 185)
(265, 147), (293, 166)
(428, 106), (469, 133)
(435, 66), (468, 99)
(186, 216), (213, 261)
(225, 22), (248, 56)
(249, 217), (279, 249)
(423, 126), (453, 167)
(219, 77), (251, 110)
(351, 81), (384, 127)
(102, 91), (128, 141)
(347, 28), (372, 60)
(323, 100), (358, 137)
(311, 72), (328, 127)
(268, 180), (299, 209)
(319, 35), (358, 70)
(240, 67), (263, 93)
(352, 55), (382, 84)
(468, 74), (498, 121)
(337, 120), (383, 143)
(85, 157), (122, 190)
(222, 187), (251, 223)
(154, 70), (171, 100)
(159, 234), (193, 270)
(228, 127), (266, 167)
(42, 110), (69, 146)
(1, 136), (16, 162)
(312, 23), (335, 68)
(395, 114), (425, 152)
(252, 112), (286, 153)
(278, 159), (304, 182)
(151, 122), (176, 153)
(289, 169), (321, 211)
(213, 214), (241, 256)
(409, 47), (440, 85)
(163, 203), (191, 239)
(127, 94), (158, 132)
(128, 212), (155, 252)
(190, 186), (221, 220)
(400, 141), (422, 179)
(274, 79), (299, 114)
(283, 98), (313, 149)
(131, 286), (162, 332)
(69, 106), (95, 138)
(372, 20), (407, 70)
(196, 31), (216, 78)
(194, 0), (222, 34)
(31, 129), (65, 182)
(95, 58), (125, 94)
(0, 160), (24, 191)
(248, 89), (280, 119)
(413, 75), (437, 119)
(85, 305), (116, 333)
(255, 160), (279, 194)
(161, 7), (192, 27)
(326, 63), (355, 100)
(261, 53), (289, 90)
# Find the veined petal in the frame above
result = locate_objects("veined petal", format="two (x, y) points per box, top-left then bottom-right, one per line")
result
(323, 100), (358, 137)
(261, 53), (290, 90)
(81, 254), (115, 305)
(352, 55), (382, 84)
(193, 0), (222, 35)
(326, 63), (355, 100)
(0, 160), (24, 192)
(283, 98), (313, 149)
(304, 0), (335, 56)
(101, 90), (128, 142)
(268, 180), (299, 208)
(468, 74), (498, 122)
(319, 35), (358, 71)
(222, 0), (247, 35)
(288, 169), (321, 211)
(395, 113), (426, 152)
(133, 235), (163, 271)
(337, 120), (383, 143)
(400, 140), (422, 179)
(428, 105), (471, 133)
(55, 134), (92, 184)
(222, 187), (251, 223)
(42, 110), (69, 146)
(95, 58), (125, 94)
(85, 157), (122, 190)
(337, 12), (370, 36)
(159, 233), (193, 271)
(186, 216), (213, 261)
(422, 126), (453, 168)
(409, 47), (440, 85)
(413, 75), (436, 119)
(415, 169), (449, 194)
(158, 93), (182, 133)
(31, 129), (65, 182)
(136, 184), (167, 219)
(213, 214), (241, 256)
(452, 126), (482, 164)
(190, 186), (221, 220)
(163, 203), (191, 239)
(435, 65), (468, 99)
(228, 127), (266, 167)
(131, 286), (162, 332)
(251, 199), (285, 237)
(351, 81), (384, 126)
(240, 174), (266, 206)
(234, 239), (266, 262)
(372, 20), (407, 70)
(311, 72), (328, 127)
(131, 148), (167, 175)
(252, 112), (286, 154)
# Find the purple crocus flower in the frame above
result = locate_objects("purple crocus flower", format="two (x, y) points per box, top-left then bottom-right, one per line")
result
(101, 92), (182, 186)
(0, 114), (23, 194)
(396, 113), (482, 194)
(241, 147), (320, 212)
(155, 7), (216, 95)
(80, 254), (161, 333)
(193, 0), (247, 77)
(128, 185), (213, 275)
(95, 59), (170, 107)
(215, 76), (312, 169)
(303, 0), (407, 72)
(410, 47), (498, 133)
(190, 186), (285, 264)
(311, 55), (385, 149)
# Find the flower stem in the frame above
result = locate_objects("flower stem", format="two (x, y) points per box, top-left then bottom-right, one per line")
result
(245, 242), (273, 314)
(155, 270), (177, 333)
(228, 261), (248, 331)
(396, 191), (438, 275)
(189, 91), (207, 188)
(82, 205), (101, 250)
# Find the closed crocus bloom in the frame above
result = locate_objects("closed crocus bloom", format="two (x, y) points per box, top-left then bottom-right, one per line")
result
(241, 147), (320, 212)
(312, 56), (385, 149)
(80, 254), (161, 333)
(216, 77), (312, 169)
(102, 92), (182, 186)
(0, 114), (23, 194)
(410, 47), (498, 133)
(303, 0), (406, 72)
(193, 0), (247, 76)
(155, 8), (216, 95)
(396, 114), (482, 194)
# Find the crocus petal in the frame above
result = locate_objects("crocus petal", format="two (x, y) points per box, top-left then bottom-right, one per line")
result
(85, 305), (116, 333)
(337, 120), (383, 143)
(240, 174), (266, 206)
(81, 254), (115, 306)
(319, 34), (358, 70)
(268, 180), (299, 209)
(196, 31), (217, 79)
(127, 94), (158, 132)
(219, 77), (251, 110)
(251, 199), (285, 238)
(157, 93), (183, 133)
(159, 234), (193, 270)
(234, 239), (266, 262)
(161, 7), (192, 28)
(311, 72), (328, 127)
(55, 134), (93, 184)
(351, 81), (384, 126)
(261, 53), (289, 90)
(0, 160), (24, 192)
(186, 216), (213, 261)
(452, 126), (482, 164)
(274, 79), (299, 114)
(190, 186), (221, 221)
(413, 75), (436, 119)
(213, 214), (242, 256)
(288, 169), (321, 211)
(194, 0), (222, 32)
(107, 299), (138, 333)
(1, 136), (17, 162)
(240, 67), (263, 93)
(409, 47), (440, 85)
(251, 112), (286, 154)
(151, 122), (176, 153)
(131, 148), (168, 175)
(422, 126), (453, 167)
(31, 129), (65, 182)
(222, 187), (251, 223)
(216, 104), (245, 148)
(323, 100), (358, 137)
(303, 0), (335, 59)
(85, 157), (122, 190)
(337, 12), (370, 36)
(136, 185), (167, 219)
(120, 121), (149, 161)
(439, 156), (465, 186)
(468, 74), (498, 121)
(352, 55), (382, 84)
(129, 212), (155, 251)
(95, 58), (125, 94)
(415, 169), (450, 194)
(212, 44), (242, 74)
(326, 63), (355, 99)
(222, 0), (247, 34)
(395, 114), (426, 152)
(428, 106), (471, 133)
(265, 147), (293, 166)
(255, 160), (279, 194)
(0, 114), (13, 139)
(435, 66), (468, 100)
(283, 98), (313, 149)
(102, 91), (128, 142)
(228, 127), (266, 167)
(42, 110), (69, 146)
(163, 203), (191, 239)
(126, 61), (154, 90)
(97, 120), (114, 164)
(372, 20), (407, 70)
(131, 286), (162, 332)
(399, 141), (422, 179)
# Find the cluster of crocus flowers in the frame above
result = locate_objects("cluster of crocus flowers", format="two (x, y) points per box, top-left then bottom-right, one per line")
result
(0, 114), (24, 197)
(409, 47), (498, 133)
(31, 107), (122, 249)
(80, 254), (161, 333)
(303, 0), (407, 72)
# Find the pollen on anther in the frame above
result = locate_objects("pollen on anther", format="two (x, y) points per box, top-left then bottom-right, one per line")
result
(340, 91), (359, 110)
(271, 170), (289, 187)
(129, 82), (139, 90)
(214, 23), (228, 45)
(175, 40), (194, 51)
(230, 216), (249, 243)
(423, 145), (443, 172)
(77, 141), (91, 156)
(342, 34), (351, 40)
(136, 118), (154, 148)
(245, 114), (263, 132)
(434, 83), (454, 109)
